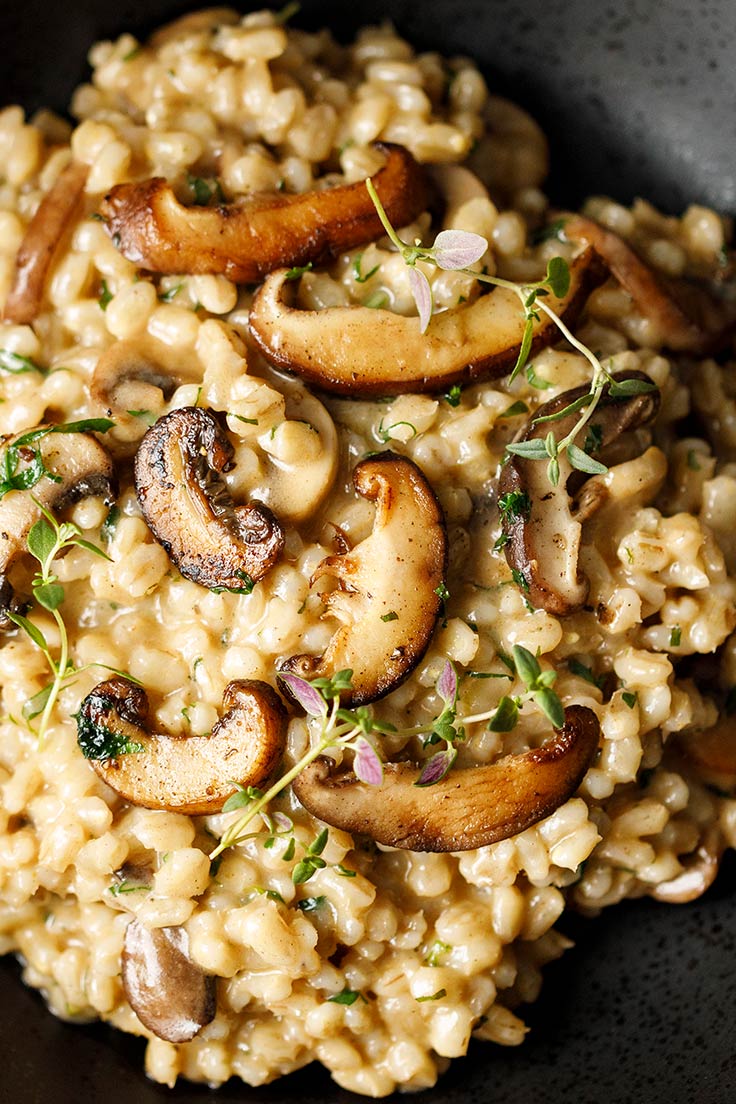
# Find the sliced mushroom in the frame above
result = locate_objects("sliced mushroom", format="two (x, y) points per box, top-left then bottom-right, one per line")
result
(676, 712), (736, 791)
(122, 918), (215, 1043)
(499, 371), (660, 615)
(0, 427), (116, 627)
(77, 676), (287, 814)
(148, 7), (239, 47)
(249, 247), (603, 396)
(649, 826), (723, 904)
(562, 213), (735, 353)
(90, 339), (184, 456)
(279, 452), (447, 706)
(4, 160), (88, 324)
(293, 704), (600, 852)
(134, 406), (284, 590)
(99, 143), (427, 284)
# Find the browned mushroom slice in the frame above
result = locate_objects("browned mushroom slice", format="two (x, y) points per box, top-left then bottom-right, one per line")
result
(676, 713), (736, 791)
(0, 427), (116, 627)
(279, 452), (447, 707)
(562, 213), (732, 353)
(77, 676), (287, 814)
(649, 826), (724, 904)
(249, 247), (603, 397)
(99, 143), (427, 284)
(293, 704), (599, 852)
(4, 160), (88, 324)
(134, 406), (284, 590)
(91, 340), (182, 456)
(499, 371), (660, 615)
(148, 6), (239, 47)
(122, 919), (216, 1043)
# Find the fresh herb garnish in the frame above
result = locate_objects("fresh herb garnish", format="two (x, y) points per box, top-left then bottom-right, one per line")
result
(284, 262), (313, 281)
(353, 252), (379, 283)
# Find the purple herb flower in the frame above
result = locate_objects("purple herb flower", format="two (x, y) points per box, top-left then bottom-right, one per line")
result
(408, 266), (433, 333)
(353, 737), (384, 786)
(280, 673), (327, 717)
(432, 229), (488, 270)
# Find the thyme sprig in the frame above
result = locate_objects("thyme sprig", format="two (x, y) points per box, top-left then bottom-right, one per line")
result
(364, 179), (655, 488)
(209, 648), (565, 859)
(8, 502), (112, 743)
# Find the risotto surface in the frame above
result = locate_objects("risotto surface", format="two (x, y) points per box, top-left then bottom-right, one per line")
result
(0, 7), (735, 1096)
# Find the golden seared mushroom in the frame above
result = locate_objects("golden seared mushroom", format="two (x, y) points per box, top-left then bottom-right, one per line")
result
(76, 676), (287, 814)
(293, 705), (600, 852)
(562, 213), (735, 353)
(676, 713), (736, 791)
(90, 340), (183, 457)
(148, 6), (239, 47)
(249, 247), (603, 397)
(4, 160), (88, 324)
(122, 919), (216, 1043)
(134, 406), (284, 590)
(499, 371), (660, 615)
(0, 427), (116, 627)
(99, 143), (427, 284)
(279, 452), (447, 706)
(649, 826), (724, 904)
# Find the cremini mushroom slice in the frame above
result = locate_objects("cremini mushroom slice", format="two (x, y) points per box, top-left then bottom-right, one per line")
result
(134, 406), (284, 590)
(649, 827), (724, 904)
(0, 426), (115, 627)
(90, 339), (183, 456)
(279, 452), (447, 706)
(676, 712), (736, 791)
(248, 247), (603, 396)
(122, 918), (216, 1043)
(148, 6), (239, 47)
(293, 704), (600, 852)
(77, 675), (287, 814)
(562, 213), (735, 353)
(499, 371), (660, 615)
(99, 143), (427, 284)
(4, 160), (88, 324)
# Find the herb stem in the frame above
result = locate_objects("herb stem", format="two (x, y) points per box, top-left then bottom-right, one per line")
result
(365, 178), (407, 253)
(37, 607), (68, 746)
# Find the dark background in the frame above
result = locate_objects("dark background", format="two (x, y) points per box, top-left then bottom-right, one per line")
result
(0, 1), (735, 1102)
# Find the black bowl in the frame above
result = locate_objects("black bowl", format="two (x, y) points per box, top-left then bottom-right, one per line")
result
(1, 3), (735, 1102)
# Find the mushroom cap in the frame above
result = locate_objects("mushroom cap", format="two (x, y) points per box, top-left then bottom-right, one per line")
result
(0, 426), (116, 627)
(279, 451), (448, 706)
(293, 704), (600, 852)
(100, 143), (427, 284)
(134, 406), (284, 591)
(248, 246), (604, 396)
(499, 371), (661, 614)
(90, 339), (185, 457)
(78, 676), (287, 815)
(122, 919), (216, 1043)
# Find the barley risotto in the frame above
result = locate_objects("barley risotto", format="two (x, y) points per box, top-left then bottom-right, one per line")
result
(0, 6), (735, 1097)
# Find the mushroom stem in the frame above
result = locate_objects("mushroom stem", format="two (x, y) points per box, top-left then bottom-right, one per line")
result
(100, 143), (427, 284)
(562, 213), (733, 353)
(499, 371), (660, 614)
(4, 160), (88, 323)
(292, 705), (600, 852)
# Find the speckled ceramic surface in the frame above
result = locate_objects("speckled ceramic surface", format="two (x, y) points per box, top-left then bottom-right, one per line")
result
(0, 2), (735, 1102)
